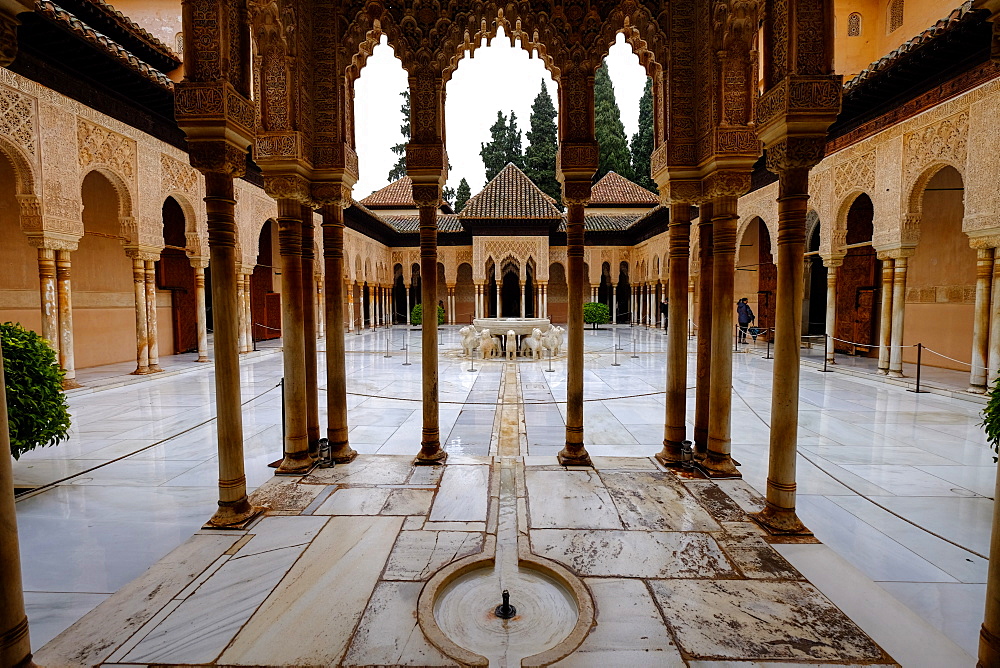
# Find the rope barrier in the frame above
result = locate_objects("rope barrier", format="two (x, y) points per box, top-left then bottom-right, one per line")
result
(828, 335), (918, 349)
(920, 346), (987, 371)
(319, 386), (692, 405)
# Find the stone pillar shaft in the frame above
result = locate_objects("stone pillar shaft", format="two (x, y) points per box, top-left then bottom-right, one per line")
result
(658, 202), (691, 465)
(244, 274), (253, 352)
(694, 205), (714, 456)
(416, 202), (446, 463)
(406, 284), (412, 324)
(542, 283), (548, 318)
(988, 255), (1000, 386)
(520, 281), (526, 317)
(756, 168), (810, 533)
(38, 248), (59, 353)
(195, 266), (209, 362)
(203, 172), (254, 526)
(236, 274), (247, 354)
(301, 206), (319, 454)
(704, 196), (740, 477)
(146, 260), (161, 371)
(877, 259), (894, 374)
(347, 281), (354, 332)
(825, 264), (838, 363)
(131, 258), (149, 374)
(321, 205), (357, 463)
(971, 248), (994, 392)
(275, 199), (310, 473)
(0, 344), (32, 667)
(888, 257), (909, 377)
(559, 203), (592, 466)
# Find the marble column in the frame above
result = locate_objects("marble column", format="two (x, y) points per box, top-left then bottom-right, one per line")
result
(194, 264), (210, 362)
(145, 260), (162, 372)
(346, 281), (354, 332)
(754, 168), (811, 533)
(203, 171), (256, 527)
(244, 274), (253, 352)
(631, 286), (637, 324)
(824, 260), (840, 364)
(321, 203), (357, 463)
(703, 196), (740, 477)
(37, 247), (59, 353)
(301, 205), (319, 456)
(542, 282), (548, 318)
(316, 274), (325, 338)
(694, 203), (714, 456)
(611, 283), (617, 324)
(520, 281), (526, 317)
(971, 248), (994, 392)
(0, 344), (32, 667)
(980, 444), (1000, 666)
(406, 283), (412, 324)
(559, 200), (592, 466)
(130, 257), (150, 374)
(275, 199), (310, 474)
(235, 272), (248, 354)
(658, 202), (691, 465)
(888, 254), (910, 378)
(987, 253), (1000, 386)
(496, 284), (501, 318)
(415, 192), (446, 464)
(448, 285), (456, 324)
(875, 256), (893, 374)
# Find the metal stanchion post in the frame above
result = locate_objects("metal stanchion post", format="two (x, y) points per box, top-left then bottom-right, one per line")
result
(546, 347), (554, 372)
(820, 334), (830, 372)
(631, 332), (639, 359)
(763, 330), (772, 360)
(384, 336), (391, 358)
(402, 343), (411, 366)
(612, 339), (620, 367)
(909, 342), (926, 393)
(468, 347), (476, 373)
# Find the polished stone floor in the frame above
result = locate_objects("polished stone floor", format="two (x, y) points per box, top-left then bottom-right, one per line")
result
(13, 325), (992, 665)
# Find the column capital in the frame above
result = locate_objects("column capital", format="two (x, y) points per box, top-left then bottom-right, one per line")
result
(24, 231), (80, 252)
(876, 246), (916, 260)
(969, 231), (1000, 250)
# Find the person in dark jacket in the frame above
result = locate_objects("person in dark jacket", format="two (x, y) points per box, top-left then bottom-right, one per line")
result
(736, 297), (754, 344)
(659, 299), (668, 329)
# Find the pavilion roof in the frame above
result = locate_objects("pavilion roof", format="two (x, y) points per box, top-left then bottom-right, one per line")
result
(381, 214), (463, 233)
(460, 163), (563, 219)
(359, 176), (417, 208)
(589, 171), (659, 206)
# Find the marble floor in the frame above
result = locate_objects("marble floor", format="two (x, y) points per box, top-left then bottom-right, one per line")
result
(14, 325), (992, 666)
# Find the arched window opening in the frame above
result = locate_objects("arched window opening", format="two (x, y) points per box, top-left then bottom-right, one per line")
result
(848, 13), (862, 37)
(887, 0), (903, 33)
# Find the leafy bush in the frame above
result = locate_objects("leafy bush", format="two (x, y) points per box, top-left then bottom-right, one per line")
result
(1, 322), (71, 459)
(411, 304), (445, 326)
(583, 302), (610, 328)
(983, 375), (1000, 463)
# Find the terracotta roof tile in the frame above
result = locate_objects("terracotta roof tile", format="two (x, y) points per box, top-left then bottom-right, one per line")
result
(590, 171), (659, 206)
(381, 214), (463, 233)
(557, 214), (643, 232)
(359, 176), (416, 208)
(460, 163), (562, 219)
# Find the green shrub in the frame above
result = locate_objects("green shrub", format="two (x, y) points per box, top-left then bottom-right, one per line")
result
(983, 375), (1000, 463)
(1, 322), (71, 459)
(583, 302), (610, 328)
(411, 303), (445, 326)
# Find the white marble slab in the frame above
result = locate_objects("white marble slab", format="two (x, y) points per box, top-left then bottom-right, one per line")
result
(525, 469), (624, 530)
(342, 581), (454, 665)
(429, 465), (490, 522)
(316, 487), (393, 515)
(877, 580), (985, 657)
(602, 471), (721, 532)
(552, 578), (684, 667)
(304, 454), (414, 485)
(381, 488), (435, 515)
(218, 516), (403, 665)
(530, 529), (735, 578)
(383, 530), (484, 581)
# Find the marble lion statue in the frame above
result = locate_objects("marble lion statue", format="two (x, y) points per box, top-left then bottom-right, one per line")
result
(541, 325), (565, 356)
(479, 328), (499, 359)
(459, 325), (480, 357)
(520, 327), (544, 359)
(505, 330), (517, 360)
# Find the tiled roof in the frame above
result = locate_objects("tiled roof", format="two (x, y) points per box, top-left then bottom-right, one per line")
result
(37, 0), (174, 91)
(557, 214), (643, 233)
(359, 176), (416, 208)
(381, 214), (463, 233)
(87, 0), (181, 65)
(590, 171), (659, 206)
(461, 163), (562, 219)
(845, 1), (981, 93)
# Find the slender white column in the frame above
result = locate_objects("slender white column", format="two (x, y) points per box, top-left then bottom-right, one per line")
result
(824, 260), (840, 364)
(131, 257), (149, 374)
(877, 256), (894, 375)
(520, 281), (526, 317)
(235, 271), (247, 354)
(346, 281), (354, 332)
(972, 247), (995, 391)
(316, 275), (325, 338)
(244, 274), (253, 351)
(611, 283), (617, 324)
(406, 283), (412, 324)
(194, 264), (209, 362)
(988, 254), (1000, 386)
(496, 284), (500, 317)
(37, 247), (59, 353)
(888, 255), (910, 377)
(543, 283), (548, 318)
(146, 260), (162, 371)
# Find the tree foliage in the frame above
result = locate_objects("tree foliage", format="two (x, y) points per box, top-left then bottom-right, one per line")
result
(523, 81), (560, 202)
(594, 62), (632, 182)
(630, 77), (657, 193)
(388, 90), (410, 182)
(455, 178), (471, 213)
(983, 375), (1000, 462)
(480, 110), (523, 182)
(583, 302), (611, 328)
(410, 304), (445, 326)
(1, 322), (71, 459)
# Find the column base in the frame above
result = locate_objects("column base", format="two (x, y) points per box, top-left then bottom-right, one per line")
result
(61, 377), (81, 390)
(149, 365), (163, 373)
(888, 370), (905, 378)
(275, 452), (315, 476)
(968, 385), (987, 394)
(655, 440), (685, 467)
(196, 357), (210, 363)
(204, 497), (264, 529)
(131, 366), (151, 375)
(979, 623), (1000, 668)
(825, 358), (836, 365)
(699, 452), (742, 478)
(751, 503), (813, 536)
(875, 368), (888, 376)
(415, 447), (448, 465)
(557, 445), (593, 467)
(330, 441), (358, 464)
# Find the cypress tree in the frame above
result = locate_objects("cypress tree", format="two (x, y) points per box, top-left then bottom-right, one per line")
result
(455, 178), (471, 212)
(524, 81), (560, 201)
(594, 62), (632, 182)
(388, 90), (410, 182)
(480, 110), (524, 181)
(630, 77), (657, 192)
(507, 112), (524, 169)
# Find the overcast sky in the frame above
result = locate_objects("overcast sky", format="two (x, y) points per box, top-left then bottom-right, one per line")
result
(353, 31), (648, 201)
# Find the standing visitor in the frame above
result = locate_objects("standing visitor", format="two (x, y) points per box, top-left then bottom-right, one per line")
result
(737, 297), (754, 344)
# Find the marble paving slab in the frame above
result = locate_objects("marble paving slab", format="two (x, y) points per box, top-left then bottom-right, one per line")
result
(602, 471), (721, 532)
(342, 581), (454, 666)
(649, 579), (888, 662)
(302, 454), (415, 485)
(525, 469), (624, 530)
(429, 465), (490, 522)
(551, 578), (685, 667)
(33, 533), (240, 667)
(530, 529), (736, 578)
(383, 530), (484, 581)
(715, 522), (804, 580)
(248, 477), (326, 514)
(217, 516), (403, 665)
(684, 480), (752, 522)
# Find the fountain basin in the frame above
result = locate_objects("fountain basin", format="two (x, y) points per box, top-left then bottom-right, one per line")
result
(473, 318), (551, 336)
